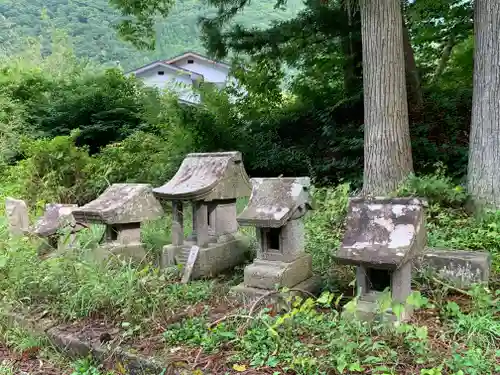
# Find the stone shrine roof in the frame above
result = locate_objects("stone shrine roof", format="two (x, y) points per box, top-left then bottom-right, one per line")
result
(237, 177), (313, 228)
(336, 197), (427, 269)
(33, 203), (84, 237)
(73, 184), (164, 224)
(153, 152), (251, 201)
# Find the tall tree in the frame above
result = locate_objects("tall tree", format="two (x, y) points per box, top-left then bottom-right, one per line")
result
(467, 0), (500, 208)
(359, 0), (413, 195)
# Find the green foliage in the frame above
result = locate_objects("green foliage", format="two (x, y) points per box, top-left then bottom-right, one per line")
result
(162, 290), (499, 374)
(2, 132), (93, 207)
(0, 0), (304, 69)
(305, 184), (350, 278)
(0, 226), (215, 322)
(70, 358), (113, 375)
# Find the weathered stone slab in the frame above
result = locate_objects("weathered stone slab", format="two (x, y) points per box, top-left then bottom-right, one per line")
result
(153, 151), (251, 201)
(33, 203), (84, 237)
(73, 184), (164, 224)
(237, 177), (314, 228)
(418, 248), (491, 287)
(336, 197), (427, 269)
(5, 197), (29, 236)
(243, 255), (313, 290)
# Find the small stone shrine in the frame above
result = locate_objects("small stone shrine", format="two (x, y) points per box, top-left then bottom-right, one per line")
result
(72, 184), (164, 261)
(153, 152), (252, 279)
(5, 197), (30, 236)
(231, 177), (319, 298)
(336, 197), (427, 322)
(33, 204), (85, 251)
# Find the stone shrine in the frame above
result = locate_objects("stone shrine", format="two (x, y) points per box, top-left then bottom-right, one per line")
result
(5, 198), (30, 236)
(72, 184), (164, 261)
(33, 204), (85, 251)
(336, 197), (427, 322)
(231, 177), (319, 299)
(153, 151), (252, 278)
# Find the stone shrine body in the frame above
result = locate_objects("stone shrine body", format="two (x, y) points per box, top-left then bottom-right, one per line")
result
(232, 177), (320, 299)
(336, 197), (427, 322)
(33, 203), (85, 251)
(72, 184), (164, 261)
(153, 152), (252, 279)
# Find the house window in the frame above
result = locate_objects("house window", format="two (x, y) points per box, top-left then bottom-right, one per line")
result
(158, 71), (165, 75)
(187, 59), (194, 64)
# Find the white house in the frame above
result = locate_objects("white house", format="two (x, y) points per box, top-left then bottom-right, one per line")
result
(127, 51), (232, 104)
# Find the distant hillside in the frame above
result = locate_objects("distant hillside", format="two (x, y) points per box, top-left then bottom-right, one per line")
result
(0, 0), (303, 70)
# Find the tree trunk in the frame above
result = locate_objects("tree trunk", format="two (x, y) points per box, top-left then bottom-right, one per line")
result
(431, 34), (456, 84)
(467, 0), (500, 208)
(360, 0), (413, 195)
(402, 19), (423, 120)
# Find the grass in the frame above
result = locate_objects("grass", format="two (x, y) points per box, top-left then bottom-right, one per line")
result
(0, 174), (498, 374)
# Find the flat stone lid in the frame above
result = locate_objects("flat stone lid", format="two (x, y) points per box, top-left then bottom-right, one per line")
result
(153, 152), (251, 201)
(237, 177), (313, 228)
(336, 197), (427, 268)
(33, 203), (84, 237)
(73, 184), (164, 224)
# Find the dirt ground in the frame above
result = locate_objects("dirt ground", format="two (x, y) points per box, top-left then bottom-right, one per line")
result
(0, 344), (70, 375)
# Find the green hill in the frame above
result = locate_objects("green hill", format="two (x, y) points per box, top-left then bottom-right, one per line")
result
(0, 0), (303, 70)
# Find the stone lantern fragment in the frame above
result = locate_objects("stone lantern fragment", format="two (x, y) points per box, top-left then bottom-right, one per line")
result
(72, 184), (164, 261)
(33, 203), (85, 251)
(336, 197), (427, 322)
(5, 198), (29, 236)
(153, 151), (252, 278)
(231, 177), (320, 298)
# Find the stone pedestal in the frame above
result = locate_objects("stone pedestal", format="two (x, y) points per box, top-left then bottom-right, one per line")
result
(160, 232), (251, 278)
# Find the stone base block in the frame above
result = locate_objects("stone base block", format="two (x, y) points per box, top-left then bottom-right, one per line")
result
(342, 297), (413, 323)
(93, 242), (147, 263)
(230, 275), (322, 305)
(160, 233), (252, 279)
(417, 248), (491, 288)
(243, 254), (313, 290)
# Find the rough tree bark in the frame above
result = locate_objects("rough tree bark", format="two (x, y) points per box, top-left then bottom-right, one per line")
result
(360, 0), (413, 195)
(467, 0), (500, 208)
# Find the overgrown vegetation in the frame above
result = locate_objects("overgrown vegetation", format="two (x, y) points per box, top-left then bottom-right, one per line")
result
(162, 287), (499, 374)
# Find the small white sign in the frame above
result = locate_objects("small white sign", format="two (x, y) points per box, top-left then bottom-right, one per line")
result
(181, 245), (200, 284)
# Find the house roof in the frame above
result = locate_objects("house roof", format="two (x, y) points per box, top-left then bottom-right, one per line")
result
(125, 61), (203, 78)
(165, 51), (231, 69)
